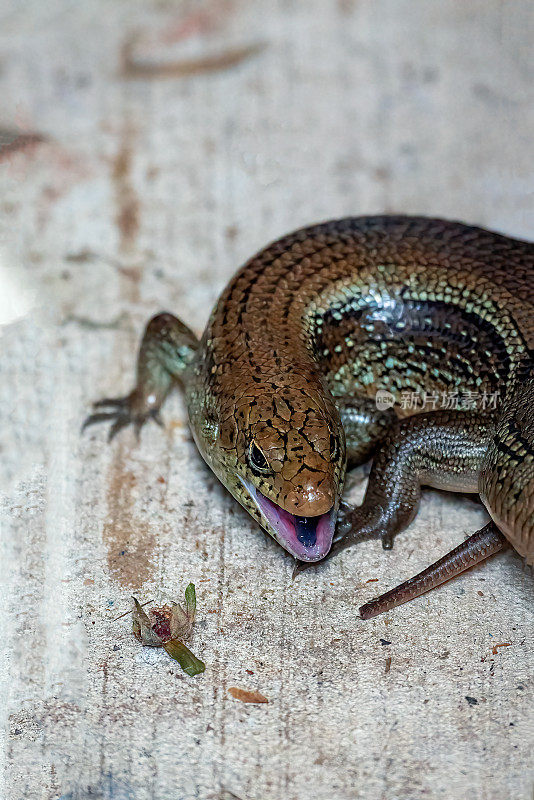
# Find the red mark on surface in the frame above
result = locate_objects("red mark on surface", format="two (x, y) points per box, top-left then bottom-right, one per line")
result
(121, 37), (265, 80)
(228, 687), (269, 704)
(491, 643), (512, 655)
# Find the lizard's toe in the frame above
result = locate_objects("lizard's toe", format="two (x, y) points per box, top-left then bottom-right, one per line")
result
(81, 410), (121, 433)
(92, 396), (129, 409)
(82, 390), (162, 441)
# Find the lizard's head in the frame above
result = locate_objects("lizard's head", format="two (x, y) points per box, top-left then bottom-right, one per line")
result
(189, 382), (346, 562)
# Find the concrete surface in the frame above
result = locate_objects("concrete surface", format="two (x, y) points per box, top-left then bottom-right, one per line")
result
(0, 1), (532, 798)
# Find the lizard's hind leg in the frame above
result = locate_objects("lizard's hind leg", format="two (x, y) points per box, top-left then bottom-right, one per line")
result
(83, 312), (198, 440)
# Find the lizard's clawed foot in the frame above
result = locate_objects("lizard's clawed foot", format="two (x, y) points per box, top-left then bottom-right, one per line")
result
(82, 390), (163, 441)
(334, 500), (395, 551)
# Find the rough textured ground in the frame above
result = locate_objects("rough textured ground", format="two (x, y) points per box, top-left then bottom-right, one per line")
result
(0, 1), (532, 799)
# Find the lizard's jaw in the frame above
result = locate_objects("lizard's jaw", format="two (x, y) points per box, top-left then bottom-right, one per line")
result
(242, 479), (336, 561)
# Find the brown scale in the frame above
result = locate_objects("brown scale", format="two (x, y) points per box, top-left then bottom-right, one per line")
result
(84, 216), (534, 617)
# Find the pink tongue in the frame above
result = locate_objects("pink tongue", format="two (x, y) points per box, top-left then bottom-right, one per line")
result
(253, 489), (336, 562)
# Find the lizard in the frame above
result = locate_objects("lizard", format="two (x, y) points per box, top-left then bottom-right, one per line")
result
(84, 216), (534, 617)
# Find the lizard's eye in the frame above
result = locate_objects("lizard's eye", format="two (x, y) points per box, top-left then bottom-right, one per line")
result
(248, 441), (270, 475)
(329, 433), (339, 461)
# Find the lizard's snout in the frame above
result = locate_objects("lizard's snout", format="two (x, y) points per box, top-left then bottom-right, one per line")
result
(284, 486), (335, 517)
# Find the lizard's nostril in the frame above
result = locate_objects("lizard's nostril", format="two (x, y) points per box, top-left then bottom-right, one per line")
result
(294, 516), (318, 548)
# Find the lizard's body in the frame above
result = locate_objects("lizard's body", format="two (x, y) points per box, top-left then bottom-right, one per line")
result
(85, 216), (534, 616)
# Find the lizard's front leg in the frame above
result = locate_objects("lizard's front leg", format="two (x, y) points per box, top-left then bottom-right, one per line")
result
(330, 410), (496, 557)
(83, 312), (198, 440)
(337, 395), (397, 468)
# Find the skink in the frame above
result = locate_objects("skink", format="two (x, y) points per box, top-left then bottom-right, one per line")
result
(85, 216), (533, 616)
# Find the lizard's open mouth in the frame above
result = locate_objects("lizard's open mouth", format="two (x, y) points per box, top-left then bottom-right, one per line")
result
(242, 479), (336, 561)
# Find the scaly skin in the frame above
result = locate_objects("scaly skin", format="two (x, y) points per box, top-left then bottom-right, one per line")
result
(84, 216), (534, 615)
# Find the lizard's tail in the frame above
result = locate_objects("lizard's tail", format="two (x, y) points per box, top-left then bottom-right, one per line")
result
(359, 522), (506, 619)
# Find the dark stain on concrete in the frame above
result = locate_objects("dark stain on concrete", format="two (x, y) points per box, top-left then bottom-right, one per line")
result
(111, 129), (140, 254)
(103, 462), (156, 589)
(0, 129), (47, 163)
